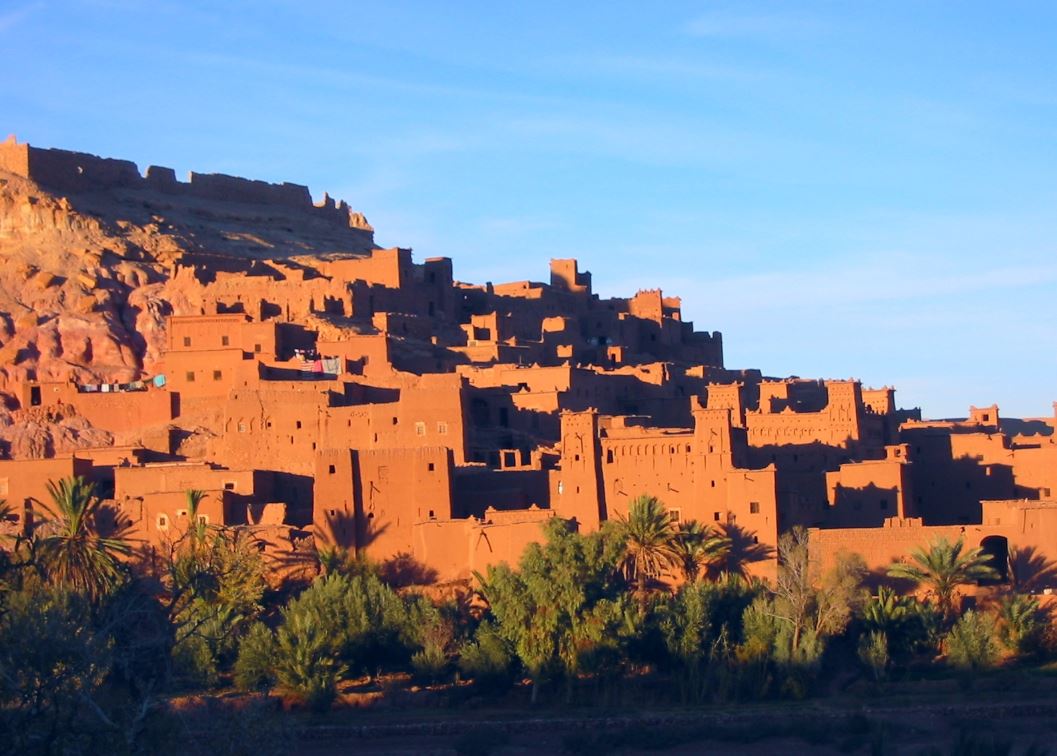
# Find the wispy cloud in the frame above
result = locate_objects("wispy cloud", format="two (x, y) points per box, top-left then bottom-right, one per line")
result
(684, 11), (827, 40)
(550, 52), (771, 85)
(0, 2), (41, 33)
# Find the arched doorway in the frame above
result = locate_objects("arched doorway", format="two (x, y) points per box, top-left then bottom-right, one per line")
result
(979, 535), (1009, 584)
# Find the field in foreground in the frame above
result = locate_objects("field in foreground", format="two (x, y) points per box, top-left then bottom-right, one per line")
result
(168, 671), (1057, 755)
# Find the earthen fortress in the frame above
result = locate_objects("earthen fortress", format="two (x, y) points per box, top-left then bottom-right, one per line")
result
(1, 138), (1055, 584)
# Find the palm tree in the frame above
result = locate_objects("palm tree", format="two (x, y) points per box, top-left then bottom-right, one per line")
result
(183, 489), (210, 549)
(616, 495), (679, 599)
(37, 476), (130, 600)
(887, 537), (999, 620)
(672, 520), (731, 583)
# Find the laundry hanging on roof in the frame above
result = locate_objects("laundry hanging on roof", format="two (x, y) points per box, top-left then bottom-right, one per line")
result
(322, 357), (341, 375)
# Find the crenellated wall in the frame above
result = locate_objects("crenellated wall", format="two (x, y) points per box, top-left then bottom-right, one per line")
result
(0, 137), (373, 235)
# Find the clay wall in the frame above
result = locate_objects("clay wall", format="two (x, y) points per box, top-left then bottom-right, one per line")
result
(747, 380), (865, 449)
(168, 315), (279, 359)
(553, 411), (606, 530)
(901, 427), (1017, 525)
(314, 446), (454, 561)
(628, 289), (664, 322)
(212, 387), (330, 478)
(120, 489), (230, 550)
(550, 258), (591, 295)
(0, 456), (94, 537)
(20, 381), (175, 433)
(3, 139), (373, 239)
(26, 144), (141, 194)
(0, 136), (29, 176)
(162, 348), (256, 399)
(453, 466), (552, 518)
(809, 502), (1057, 590)
(115, 463), (261, 500)
(1011, 444), (1057, 498)
(326, 247), (410, 289)
(412, 508), (555, 582)
(824, 451), (913, 528)
(317, 334), (391, 377)
(599, 433), (696, 519)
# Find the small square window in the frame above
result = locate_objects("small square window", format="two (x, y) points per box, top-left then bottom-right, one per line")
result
(427, 462), (435, 472)
(713, 512), (721, 521)
(437, 421), (448, 435)
(749, 501), (760, 514)
(254, 343), (262, 353)
(224, 482), (235, 491)
(212, 370), (222, 381)
(415, 422), (426, 436)
(296, 420), (302, 429)
(183, 336), (191, 347)
(186, 371), (196, 382)
(221, 335), (230, 346)
(328, 464), (336, 474)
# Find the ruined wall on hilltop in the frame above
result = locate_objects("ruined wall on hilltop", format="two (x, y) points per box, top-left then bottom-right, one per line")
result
(0, 137), (374, 237)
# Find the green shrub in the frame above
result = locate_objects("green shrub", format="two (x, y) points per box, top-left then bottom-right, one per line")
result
(410, 646), (448, 681)
(282, 572), (414, 676)
(857, 629), (890, 681)
(234, 622), (278, 692)
(0, 586), (113, 752)
(945, 610), (998, 672)
(458, 622), (516, 691)
(274, 610), (347, 712)
(997, 593), (1046, 657)
(171, 634), (219, 690)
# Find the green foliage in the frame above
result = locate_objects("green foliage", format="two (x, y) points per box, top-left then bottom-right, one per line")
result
(615, 495), (679, 597)
(996, 593), (1047, 657)
(37, 475), (130, 602)
(861, 586), (933, 657)
(945, 609), (999, 673)
(887, 538), (999, 620)
(771, 531), (864, 663)
(168, 526), (267, 683)
(274, 608), (347, 712)
(410, 646), (448, 681)
(0, 585), (113, 752)
(656, 574), (758, 701)
(234, 622), (278, 692)
(171, 634), (219, 690)
(857, 630), (890, 681)
(457, 621), (516, 691)
(480, 517), (633, 700)
(316, 545), (380, 579)
(671, 520), (731, 583)
(279, 571), (416, 675)
(409, 601), (455, 682)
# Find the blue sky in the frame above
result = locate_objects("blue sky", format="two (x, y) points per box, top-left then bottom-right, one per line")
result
(3, 1), (1055, 418)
